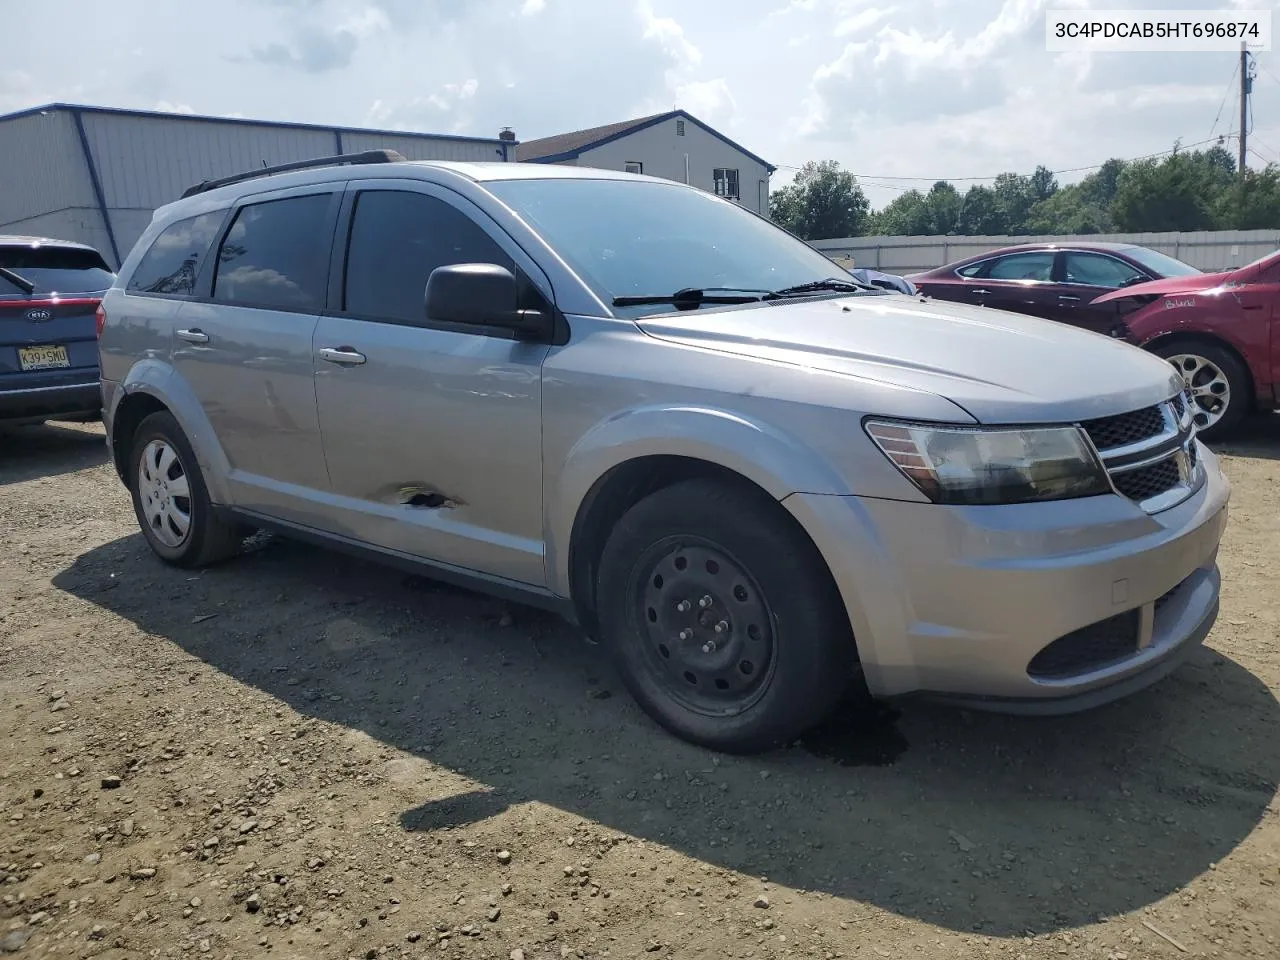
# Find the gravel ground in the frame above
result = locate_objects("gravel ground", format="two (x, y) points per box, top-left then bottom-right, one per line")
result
(2, 418), (1278, 960)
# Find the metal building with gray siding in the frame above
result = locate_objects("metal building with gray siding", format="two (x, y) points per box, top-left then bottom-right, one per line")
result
(0, 103), (514, 268)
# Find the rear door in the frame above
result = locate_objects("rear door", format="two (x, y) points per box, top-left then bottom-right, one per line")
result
(1056, 249), (1150, 334)
(973, 250), (1058, 319)
(169, 185), (339, 519)
(0, 244), (114, 385)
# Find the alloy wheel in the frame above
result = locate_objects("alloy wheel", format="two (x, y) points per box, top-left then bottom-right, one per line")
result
(1167, 352), (1231, 432)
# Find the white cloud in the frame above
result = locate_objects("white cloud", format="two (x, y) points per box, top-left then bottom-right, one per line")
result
(153, 100), (196, 114)
(1, 0), (1276, 213)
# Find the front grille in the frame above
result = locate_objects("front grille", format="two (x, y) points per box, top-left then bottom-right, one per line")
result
(1112, 458), (1182, 502)
(1028, 610), (1141, 680)
(1081, 405), (1166, 452)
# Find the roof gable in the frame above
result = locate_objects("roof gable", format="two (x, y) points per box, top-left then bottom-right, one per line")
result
(515, 109), (775, 173)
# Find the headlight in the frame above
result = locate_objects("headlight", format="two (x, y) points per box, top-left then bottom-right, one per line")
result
(864, 420), (1112, 505)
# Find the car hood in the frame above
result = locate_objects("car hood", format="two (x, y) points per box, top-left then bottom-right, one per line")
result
(635, 295), (1183, 424)
(1092, 271), (1230, 304)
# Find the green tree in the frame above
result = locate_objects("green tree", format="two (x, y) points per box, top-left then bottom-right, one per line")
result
(1110, 153), (1220, 232)
(955, 185), (1006, 235)
(769, 160), (871, 240)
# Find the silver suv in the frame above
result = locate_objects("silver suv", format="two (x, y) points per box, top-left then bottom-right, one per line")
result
(98, 151), (1230, 753)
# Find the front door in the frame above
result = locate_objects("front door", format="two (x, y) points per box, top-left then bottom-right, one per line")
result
(1055, 250), (1150, 334)
(170, 187), (340, 519)
(311, 182), (550, 587)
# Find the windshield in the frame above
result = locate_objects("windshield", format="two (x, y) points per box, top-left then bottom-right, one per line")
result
(484, 177), (852, 315)
(1120, 245), (1201, 278)
(0, 245), (114, 297)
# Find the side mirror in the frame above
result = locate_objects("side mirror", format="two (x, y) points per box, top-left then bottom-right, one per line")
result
(424, 263), (549, 339)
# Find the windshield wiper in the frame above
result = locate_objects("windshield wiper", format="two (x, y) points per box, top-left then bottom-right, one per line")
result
(765, 276), (877, 298)
(0, 266), (36, 294)
(612, 286), (770, 307)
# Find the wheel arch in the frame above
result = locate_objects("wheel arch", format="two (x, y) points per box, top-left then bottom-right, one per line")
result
(563, 453), (855, 649)
(110, 363), (233, 504)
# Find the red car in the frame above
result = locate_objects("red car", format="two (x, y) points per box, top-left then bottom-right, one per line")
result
(1093, 248), (1279, 438)
(907, 241), (1202, 338)
(909, 242), (1277, 438)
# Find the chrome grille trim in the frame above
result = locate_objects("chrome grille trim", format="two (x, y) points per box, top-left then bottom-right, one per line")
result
(1078, 389), (1201, 514)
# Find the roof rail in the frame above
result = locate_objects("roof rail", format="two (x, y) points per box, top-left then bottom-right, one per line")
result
(179, 148), (409, 199)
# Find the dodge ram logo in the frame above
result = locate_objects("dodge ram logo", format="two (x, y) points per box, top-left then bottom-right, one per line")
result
(25, 308), (53, 322)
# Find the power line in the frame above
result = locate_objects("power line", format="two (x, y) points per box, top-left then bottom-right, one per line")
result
(1210, 57), (1240, 138)
(775, 136), (1226, 186)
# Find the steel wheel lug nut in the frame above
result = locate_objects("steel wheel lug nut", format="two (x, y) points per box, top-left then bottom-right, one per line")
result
(699, 595), (713, 609)
(714, 621), (727, 634)
(702, 641), (716, 654)
(676, 600), (691, 612)
(679, 628), (694, 641)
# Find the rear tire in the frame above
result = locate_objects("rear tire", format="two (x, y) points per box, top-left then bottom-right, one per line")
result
(595, 478), (858, 754)
(127, 411), (247, 568)
(1152, 339), (1251, 440)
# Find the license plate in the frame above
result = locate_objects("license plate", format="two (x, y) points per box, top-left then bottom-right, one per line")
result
(17, 344), (70, 371)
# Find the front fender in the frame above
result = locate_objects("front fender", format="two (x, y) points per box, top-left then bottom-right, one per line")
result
(545, 404), (856, 596)
(117, 360), (234, 506)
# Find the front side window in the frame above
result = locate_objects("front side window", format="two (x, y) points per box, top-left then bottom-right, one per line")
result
(956, 262), (986, 278)
(986, 252), (1054, 282)
(212, 194), (331, 310)
(0, 245), (113, 296)
(344, 190), (515, 323)
(485, 177), (869, 315)
(713, 168), (740, 200)
(1063, 251), (1145, 288)
(127, 211), (225, 296)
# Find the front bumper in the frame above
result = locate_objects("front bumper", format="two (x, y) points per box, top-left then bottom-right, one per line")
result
(0, 378), (101, 424)
(784, 443), (1230, 710)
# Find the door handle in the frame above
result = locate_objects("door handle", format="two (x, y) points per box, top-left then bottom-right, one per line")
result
(969, 288), (991, 295)
(1057, 295), (1081, 302)
(319, 346), (367, 366)
(176, 328), (209, 344)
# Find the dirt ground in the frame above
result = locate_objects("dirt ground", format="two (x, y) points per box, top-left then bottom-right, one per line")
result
(2, 418), (1278, 960)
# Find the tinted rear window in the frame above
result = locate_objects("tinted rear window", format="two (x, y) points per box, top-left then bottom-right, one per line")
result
(0, 245), (114, 296)
(128, 211), (226, 296)
(212, 194), (332, 311)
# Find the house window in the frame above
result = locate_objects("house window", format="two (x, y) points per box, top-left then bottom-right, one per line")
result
(625, 161), (643, 174)
(713, 168), (740, 200)
(676, 119), (685, 136)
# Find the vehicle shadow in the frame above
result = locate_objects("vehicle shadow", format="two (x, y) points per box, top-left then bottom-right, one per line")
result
(0, 421), (107, 485)
(1210, 411), (1280, 461)
(53, 533), (1280, 938)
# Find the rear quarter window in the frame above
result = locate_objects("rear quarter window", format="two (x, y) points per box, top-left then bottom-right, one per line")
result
(127, 211), (226, 296)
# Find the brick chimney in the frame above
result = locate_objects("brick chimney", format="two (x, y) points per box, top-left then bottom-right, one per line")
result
(498, 127), (516, 142)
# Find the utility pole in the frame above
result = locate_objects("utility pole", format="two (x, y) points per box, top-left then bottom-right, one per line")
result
(1239, 41), (1250, 177)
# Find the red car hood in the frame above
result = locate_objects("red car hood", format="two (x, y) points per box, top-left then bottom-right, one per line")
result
(1092, 271), (1232, 304)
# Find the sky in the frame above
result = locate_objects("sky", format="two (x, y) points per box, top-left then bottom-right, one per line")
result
(1, 0), (1278, 208)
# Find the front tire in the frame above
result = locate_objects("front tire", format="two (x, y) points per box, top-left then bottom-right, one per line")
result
(596, 478), (858, 754)
(127, 411), (246, 568)
(1152, 340), (1251, 440)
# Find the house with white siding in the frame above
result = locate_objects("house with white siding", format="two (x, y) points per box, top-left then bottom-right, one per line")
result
(0, 104), (512, 268)
(514, 110), (775, 216)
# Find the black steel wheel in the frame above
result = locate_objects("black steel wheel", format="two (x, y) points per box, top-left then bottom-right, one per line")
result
(596, 477), (858, 753)
(632, 537), (776, 718)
